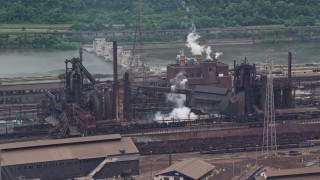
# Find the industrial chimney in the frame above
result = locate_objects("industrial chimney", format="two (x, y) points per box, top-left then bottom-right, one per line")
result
(195, 55), (202, 65)
(180, 55), (186, 66)
(113, 41), (118, 120)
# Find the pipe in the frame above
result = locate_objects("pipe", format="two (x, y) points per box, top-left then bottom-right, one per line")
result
(113, 41), (118, 120)
(288, 52), (292, 79)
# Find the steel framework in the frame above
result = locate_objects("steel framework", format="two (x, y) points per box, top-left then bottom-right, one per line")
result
(262, 52), (278, 156)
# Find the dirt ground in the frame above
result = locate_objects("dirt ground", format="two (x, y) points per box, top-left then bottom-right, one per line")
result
(137, 147), (320, 180)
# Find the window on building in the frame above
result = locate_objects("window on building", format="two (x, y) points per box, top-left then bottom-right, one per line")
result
(164, 177), (169, 180)
(174, 177), (180, 180)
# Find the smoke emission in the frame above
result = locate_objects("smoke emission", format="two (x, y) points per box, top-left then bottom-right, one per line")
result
(155, 72), (198, 121)
(185, 26), (223, 60)
(215, 52), (223, 59)
(186, 26), (204, 55)
(205, 46), (212, 60)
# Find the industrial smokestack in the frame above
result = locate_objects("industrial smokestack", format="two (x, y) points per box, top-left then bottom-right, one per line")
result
(288, 52), (292, 79)
(79, 47), (83, 64)
(180, 55), (186, 66)
(113, 41), (118, 83)
(195, 55), (202, 65)
(124, 72), (130, 120)
(113, 41), (118, 120)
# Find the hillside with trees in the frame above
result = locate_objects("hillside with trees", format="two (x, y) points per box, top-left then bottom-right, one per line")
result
(0, 0), (319, 30)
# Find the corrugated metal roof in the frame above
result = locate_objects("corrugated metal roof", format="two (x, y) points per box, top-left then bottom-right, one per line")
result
(0, 134), (121, 151)
(194, 85), (228, 95)
(1, 135), (139, 166)
(156, 158), (215, 179)
(264, 167), (320, 178)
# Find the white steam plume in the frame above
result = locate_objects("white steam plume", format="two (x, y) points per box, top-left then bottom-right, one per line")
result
(214, 52), (223, 59)
(186, 27), (204, 55)
(155, 72), (198, 121)
(205, 46), (212, 60)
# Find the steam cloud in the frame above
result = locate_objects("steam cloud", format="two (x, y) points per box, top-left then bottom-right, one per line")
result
(155, 72), (198, 121)
(214, 52), (223, 59)
(186, 26), (204, 55)
(205, 46), (212, 60)
(185, 26), (223, 60)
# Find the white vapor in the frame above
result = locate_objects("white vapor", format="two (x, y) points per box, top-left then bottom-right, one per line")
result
(186, 27), (204, 55)
(205, 46), (212, 60)
(214, 52), (223, 59)
(155, 72), (198, 121)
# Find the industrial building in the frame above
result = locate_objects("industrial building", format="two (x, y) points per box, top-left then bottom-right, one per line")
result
(0, 134), (139, 179)
(154, 158), (215, 180)
(255, 167), (320, 180)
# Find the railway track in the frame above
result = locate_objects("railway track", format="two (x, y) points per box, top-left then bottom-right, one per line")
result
(135, 130), (320, 155)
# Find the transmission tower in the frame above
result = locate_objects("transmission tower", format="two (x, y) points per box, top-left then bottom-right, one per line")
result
(130, 2), (144, 72)
(262, 52), (278, 157)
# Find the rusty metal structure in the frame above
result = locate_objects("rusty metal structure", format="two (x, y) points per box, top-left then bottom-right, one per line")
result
(3, 40), (320, 175)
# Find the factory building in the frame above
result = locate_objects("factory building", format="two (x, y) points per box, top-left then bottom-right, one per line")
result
(255, 167), (320, 180)
(167, 55), (232, 90)
(0, 134), (139, 179)
(0, 82), (62, 104)
(154, 158), (215, 180)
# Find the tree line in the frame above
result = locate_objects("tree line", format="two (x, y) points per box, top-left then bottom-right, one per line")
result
(0, 0), (319, 30)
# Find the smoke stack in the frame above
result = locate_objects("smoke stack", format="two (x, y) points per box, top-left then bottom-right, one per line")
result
(113, 41), (118, 83)
(195, 55), (202, 65)
(288, 52), (292, 79)
(113, 41), (118, 120)
(180, 55), (186, 66)
(79, 47), (83, 64)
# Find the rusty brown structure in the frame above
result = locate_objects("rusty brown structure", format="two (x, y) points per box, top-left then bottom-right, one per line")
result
(167, 56), (232, 90)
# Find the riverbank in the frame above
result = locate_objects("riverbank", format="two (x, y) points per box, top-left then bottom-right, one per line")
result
(120, 38), (255, 50)
(1, 25), (320, 49)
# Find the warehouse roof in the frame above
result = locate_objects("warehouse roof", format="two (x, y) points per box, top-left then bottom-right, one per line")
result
(0, 134), (139, 166)
(156, 158), (215, 180)
(263, 167), (320, 178)
(0, 134), (121, 151)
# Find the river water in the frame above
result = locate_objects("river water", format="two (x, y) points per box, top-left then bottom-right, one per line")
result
(0, 41), (319, 78)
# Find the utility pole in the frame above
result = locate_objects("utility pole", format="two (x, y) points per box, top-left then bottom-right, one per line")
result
(262, 51), (278, 157)
(130, 2), (143, 69)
